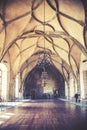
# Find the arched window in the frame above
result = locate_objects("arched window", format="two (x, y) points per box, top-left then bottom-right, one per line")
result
(0, 63), (7, 100)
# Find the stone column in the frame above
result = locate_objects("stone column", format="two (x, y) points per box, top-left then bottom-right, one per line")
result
(9, 78), (15, 101)
(65, 81), (69, 99)
(76, 71), (80, 95)
(18, 72), (23, 99)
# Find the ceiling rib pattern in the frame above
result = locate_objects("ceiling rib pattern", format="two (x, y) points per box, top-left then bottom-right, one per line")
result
(0, 0), (87, 82)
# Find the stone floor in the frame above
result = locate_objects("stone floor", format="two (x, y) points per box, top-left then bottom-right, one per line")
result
(0, 99), (87, 130)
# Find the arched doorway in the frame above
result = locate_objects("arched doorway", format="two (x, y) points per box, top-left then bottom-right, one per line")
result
(23, 65), (65, 99)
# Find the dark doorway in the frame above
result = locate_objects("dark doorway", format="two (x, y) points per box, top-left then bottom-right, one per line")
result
(23, 65), (65, 99)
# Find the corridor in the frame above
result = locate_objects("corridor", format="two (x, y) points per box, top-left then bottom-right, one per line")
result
(0, 100), (87, 130)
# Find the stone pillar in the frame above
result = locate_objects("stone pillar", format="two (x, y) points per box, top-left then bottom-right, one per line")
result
(18, 72), (23, 99)
(9, 78), (15, 101)
(65, 80), (71, 99)
(76, 72), (80, 94)
(83, 71), (87, 98)
(69, 73), (75, 98)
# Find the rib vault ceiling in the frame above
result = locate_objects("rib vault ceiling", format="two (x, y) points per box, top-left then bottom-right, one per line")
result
(0, 0), (87, 83)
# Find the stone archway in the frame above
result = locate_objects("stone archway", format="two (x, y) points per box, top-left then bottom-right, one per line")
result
(23, 65), (65, 99)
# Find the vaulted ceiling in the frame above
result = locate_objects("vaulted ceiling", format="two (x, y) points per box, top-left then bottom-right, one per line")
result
(0, 0), (87, 82)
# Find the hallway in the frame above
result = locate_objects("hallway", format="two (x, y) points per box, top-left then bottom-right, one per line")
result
(0, 100), (87, 130)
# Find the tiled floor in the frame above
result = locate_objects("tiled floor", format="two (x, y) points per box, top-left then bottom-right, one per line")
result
(0, 99), (87, 130)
